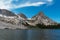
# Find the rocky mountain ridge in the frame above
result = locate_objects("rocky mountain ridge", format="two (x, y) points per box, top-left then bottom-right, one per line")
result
(0, 9), (58, 29)
(30, 12), (57, 26)
(0, 9), (28, 29)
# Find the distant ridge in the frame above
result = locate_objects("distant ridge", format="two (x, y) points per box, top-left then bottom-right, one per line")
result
(0, 9), (16, 16)
(0, 9), (58, 29)
(28, 11), (57, 26)
(17, 13), (27, 19)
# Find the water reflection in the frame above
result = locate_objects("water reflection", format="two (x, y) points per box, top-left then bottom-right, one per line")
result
(27, 30), (51, 40)
(0, 29), (60, 40)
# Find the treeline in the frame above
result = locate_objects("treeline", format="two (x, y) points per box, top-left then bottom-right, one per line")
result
(36, 24), (60, 29)
(24, 23), (60, 29)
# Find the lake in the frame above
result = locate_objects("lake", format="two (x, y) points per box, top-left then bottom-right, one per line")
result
(0, 29), (60, 40)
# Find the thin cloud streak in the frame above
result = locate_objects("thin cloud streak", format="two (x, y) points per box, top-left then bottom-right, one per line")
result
(0, 0), (53, 10)
(13, 2), (46, 8)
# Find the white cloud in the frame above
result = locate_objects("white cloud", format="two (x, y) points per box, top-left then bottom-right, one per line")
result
(46, 0), (53, 5)
(0, 0), (53, 10)
(47, 0), (53, 2)
(0, 0), (13, 9)
(13, 2), (46, 8)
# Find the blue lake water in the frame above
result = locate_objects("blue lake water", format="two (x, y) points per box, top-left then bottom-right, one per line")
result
(0, 29), (60, 40)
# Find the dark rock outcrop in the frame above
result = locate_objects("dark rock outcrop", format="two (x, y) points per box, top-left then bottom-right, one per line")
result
(17, 13), (27, 19)
(0, 9), (16, 16)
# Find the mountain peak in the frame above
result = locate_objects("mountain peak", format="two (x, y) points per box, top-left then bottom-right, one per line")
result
(18, 13), (27, 19)
(32, 11), (45, 18)
(37, 11), (45, 17)
(31, 11), (57, 26)
(0, 9), (16, 16)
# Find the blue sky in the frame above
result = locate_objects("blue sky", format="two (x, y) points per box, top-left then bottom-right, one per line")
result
(0, 0), (60, 23)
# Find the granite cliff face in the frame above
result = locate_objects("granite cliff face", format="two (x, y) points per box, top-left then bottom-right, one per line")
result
(0, 9), (28, 29)
(0, 9), (58, 29)
(27, 12), (57, 26)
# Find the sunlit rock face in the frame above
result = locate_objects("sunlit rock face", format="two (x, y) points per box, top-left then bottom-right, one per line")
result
(0, 9), (58, 29)
(0, 9), (28, 29)
(28, 12), (57, 26)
